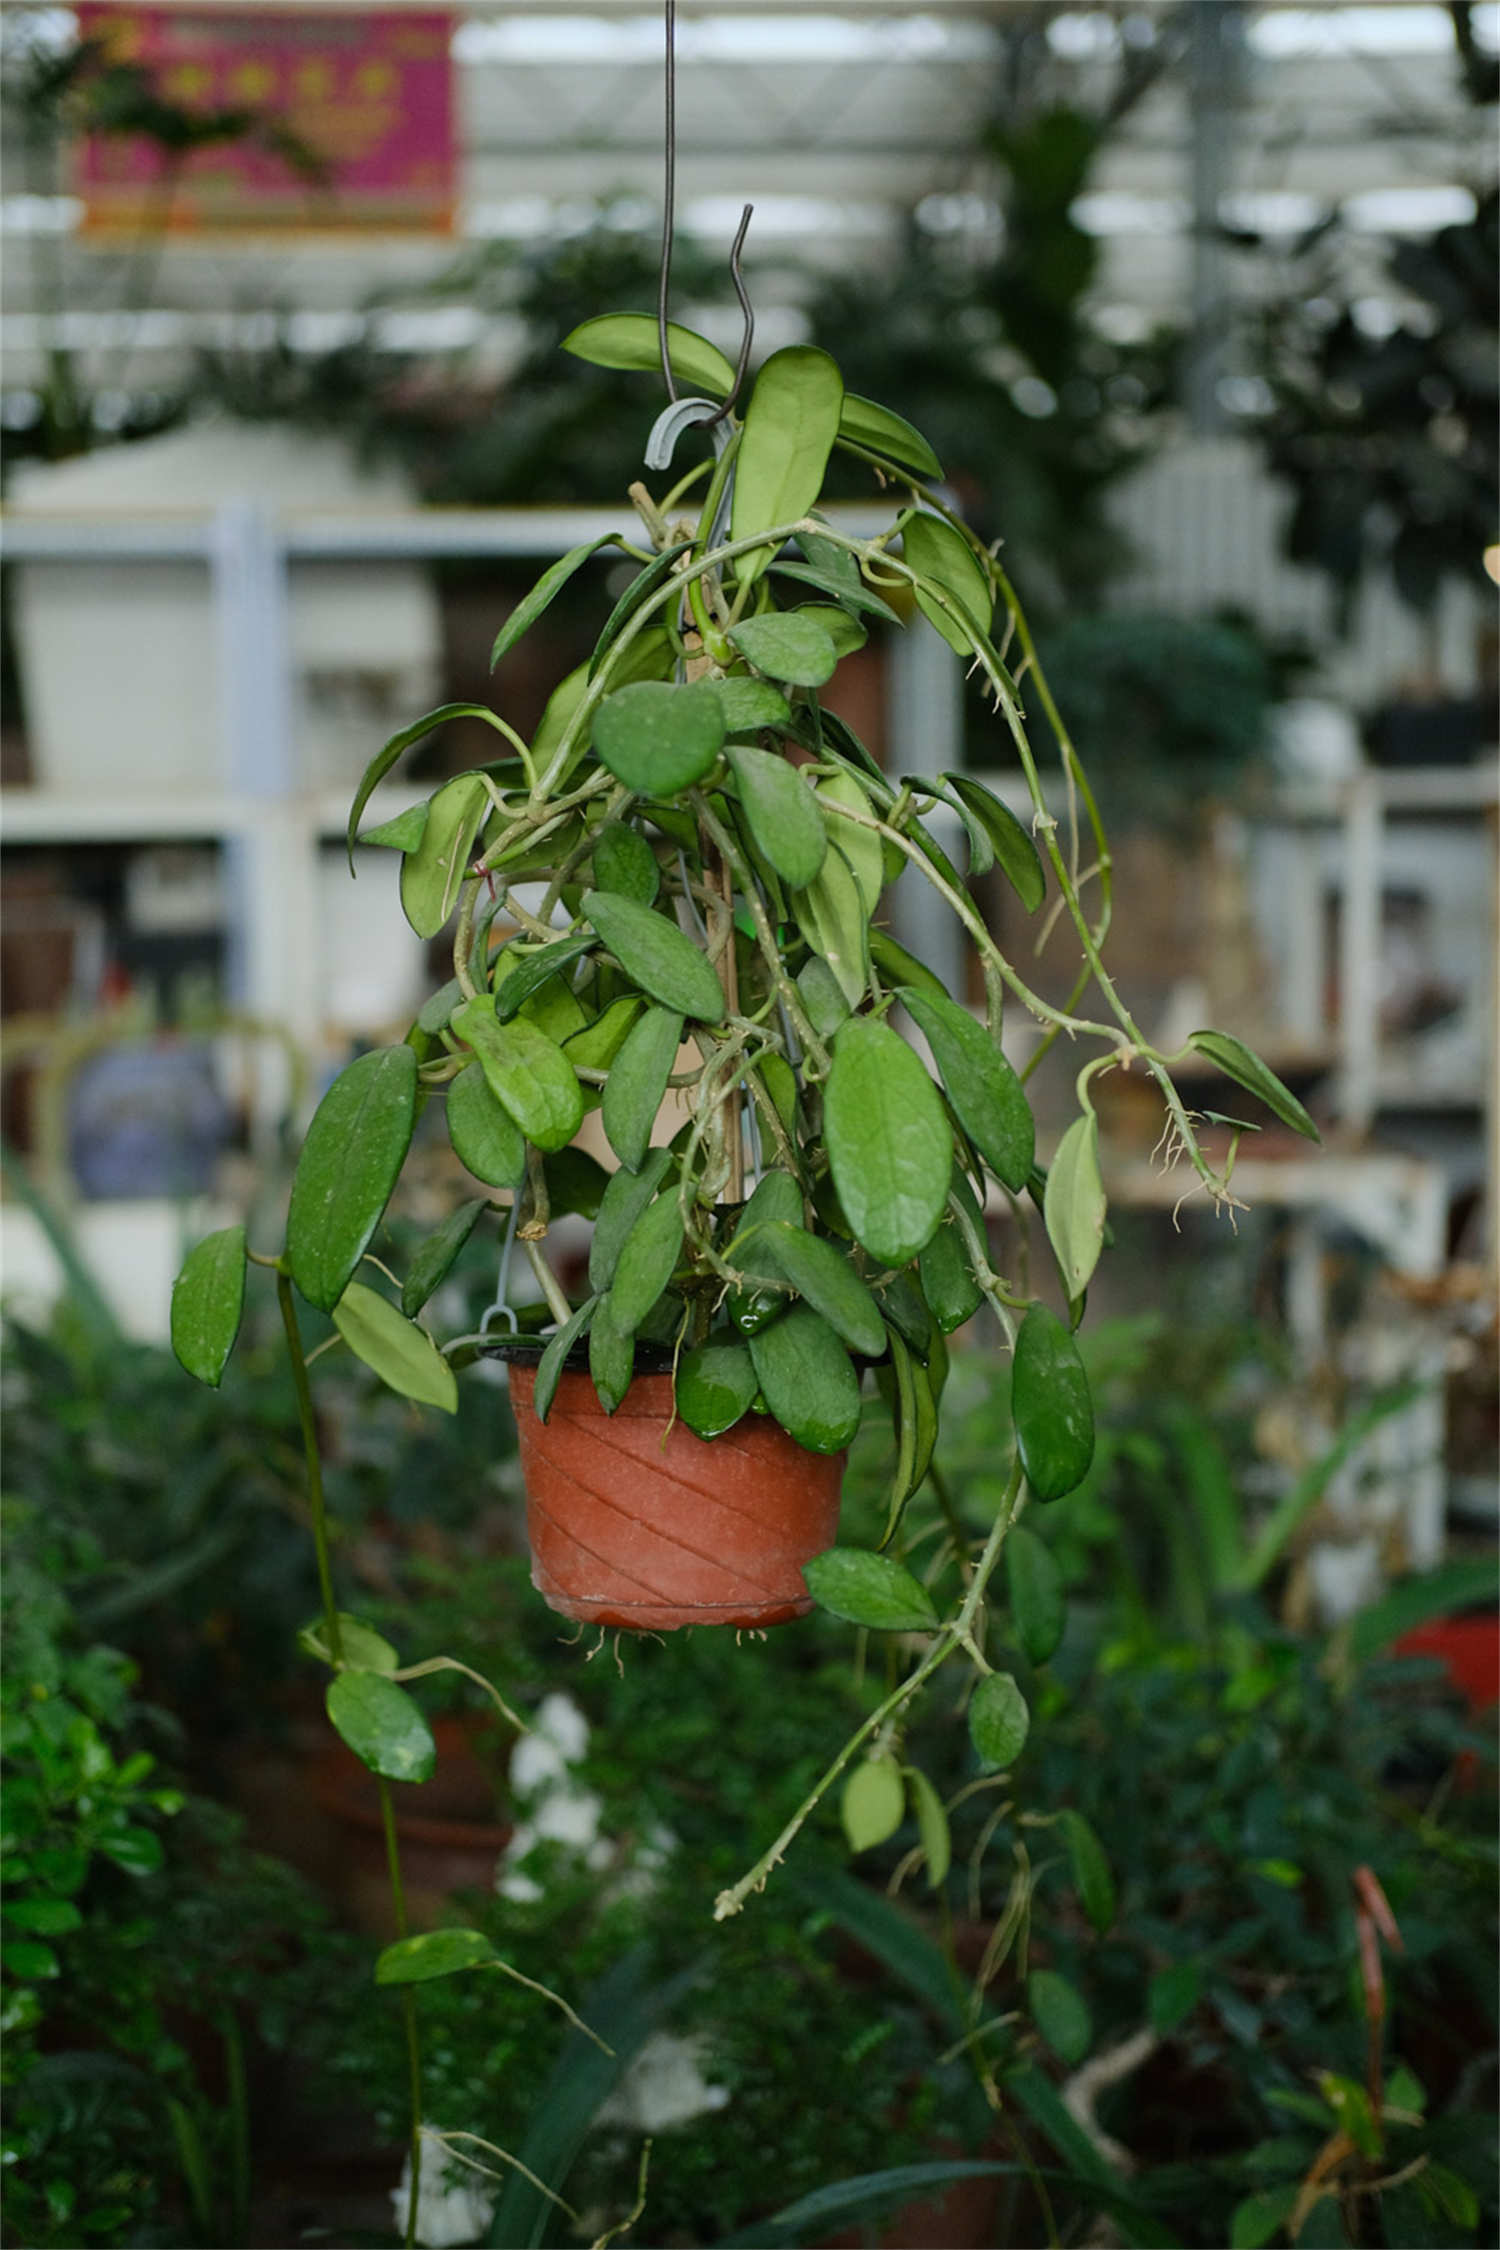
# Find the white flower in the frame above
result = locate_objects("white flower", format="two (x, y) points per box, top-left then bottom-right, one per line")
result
(595, 2032), (730, 2133)
(390, 2136), (495, 2249)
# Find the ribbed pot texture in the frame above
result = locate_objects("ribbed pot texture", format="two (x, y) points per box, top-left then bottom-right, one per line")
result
(510, 1364), (845, 1632)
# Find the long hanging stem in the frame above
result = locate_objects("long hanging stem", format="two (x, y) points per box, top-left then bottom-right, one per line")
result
(276, 1269), (342, 1664)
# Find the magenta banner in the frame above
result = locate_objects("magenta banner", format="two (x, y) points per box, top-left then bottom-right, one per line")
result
(75, 6), (456, 235)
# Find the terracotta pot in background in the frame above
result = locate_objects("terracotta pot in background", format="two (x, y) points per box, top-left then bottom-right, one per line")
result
(510, 1364), (845, 1633)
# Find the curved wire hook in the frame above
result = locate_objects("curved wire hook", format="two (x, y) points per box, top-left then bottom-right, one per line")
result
(656, 0), (755, 422)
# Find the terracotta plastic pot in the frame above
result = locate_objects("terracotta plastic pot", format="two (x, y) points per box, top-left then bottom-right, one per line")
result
(509, 1363), (845, 1632)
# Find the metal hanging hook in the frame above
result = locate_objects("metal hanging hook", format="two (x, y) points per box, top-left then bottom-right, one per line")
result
(656, 0), (755, 424)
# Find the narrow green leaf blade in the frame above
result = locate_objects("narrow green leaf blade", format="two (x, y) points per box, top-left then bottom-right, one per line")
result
(803, 1547), (938, 1633)
(562, 313), (734, 394)
(286, 1046), (418, 1313)
(399, 773), (489, 941)
(602, 1006), (684, 1173)
(1060, 1809), (1116, 1932)
(825, 1017), (950, 1268)
(582, 889), (726, 1022)
(907, 1766), (951, 1888)
(490, 537), (617, 671)
(1012, 1305), (1095, 1502)
(589, 1146), (673, 1293)
(608, 1189), (685, 1338)
(588, 1291), (635, 1413)
(1044, 1113), (1107, 1302)
(942, 774), (1046, 913)
(402, 1198), (486, 1315)
(900, 986), (1034, 1193)
(749, 1307), (862, 1453)
(326, 1671), (436, 1782)
(838, 394), (942, 478)
(1188, 1029), (1321, 1141)
(376, 1928), (497, 1986)
(731, 345), (845, 586)
(171, 1224), (246, 1387)
(791, 846), (870, 1008)
(562, 996), (644, 1078)
(901, 511), (994, 655)
(918, 1214), (983, 1335)
(346, 701), (501, 871)
(332, 1281), (458, 1413)
(493, 932), (595, 1022)
(533, 1295), (599, 1423)
(1004, 1523), (1066, 1664)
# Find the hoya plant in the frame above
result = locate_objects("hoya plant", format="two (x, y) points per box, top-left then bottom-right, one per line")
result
(169, 306), (1318, 2224)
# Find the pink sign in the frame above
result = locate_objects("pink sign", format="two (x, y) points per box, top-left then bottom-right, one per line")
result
(75, 7), (455, 234)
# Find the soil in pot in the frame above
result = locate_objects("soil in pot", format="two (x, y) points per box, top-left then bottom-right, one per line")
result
(509, 1363), (845, 1633)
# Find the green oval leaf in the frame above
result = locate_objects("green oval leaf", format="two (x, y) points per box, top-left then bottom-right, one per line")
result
(1148, 1960), (1202, 2037)
(769, 559), (901, 624)
(726, 743), (828, 889)
(588, 1290), (635, 1414)
(326, 1670), (435, 1783)
(589, 1146), (674, 1293)
(402, 1198), (487, 1316)
(562, 313), (735, 395)
(494, 932), (596, 1022)
(791, 846), (871, 1009)
(675, 1339), (758, 1439)
(901, 510), (994, 655)
(825, 1017), (950, 1268)
(400, 774), (489, 940)
(1044, 1113), (1106, 1301)
(608, 1189), (685, 1338)
(968, 1672), (1030, 1768)
(756, 1222), (886, 1359)
(841, 1755), (906, 1853)
(171, 1225), (246, 1387)
(725, 1169), (804, 1258)
(446, 1062), (527, 1188)
(715, 675), (792, 734)
(731, 345), (844, 585)
(376, 1928), (497, 1986)
(592, 678), (726, 795)
(358, 802), (428, 853)
(899, 987), (1034, 1193)
(592, 821), (660, 905)
(907, 1765), (952, 1888)
(817, 772), (883, 918)
(797, 955), (852, 1039)
(332, 1282), (458, 1413)
(1188, 1029), (1321, 1141)
(941, 774), (1045, 913)
(1012, 1305), (1095, 1502)
(375, 1917), (499, 1989)
(582, 889), (726, 1023)
(918, 1215), (983, 1336)
(1004, 1524), (1066, 1664)
(562, 995), (644, 1076)
(1029, 1968), (1092, 2067)
(602, 1006), (684, 1173)
(749, 1306), (862, 1453)
(838, 394), (942, 478)
(1060, 1810), (1115, 1933)
(451, 999), (585, 1154)
(533, 1294), (599, 1423)
(869, 928), (950, 1007)
(803, 1547), (938, 1633)
(287, 1047), (418, 1313)
(728, 610), (838, 688)
(490, 535), (618, 671)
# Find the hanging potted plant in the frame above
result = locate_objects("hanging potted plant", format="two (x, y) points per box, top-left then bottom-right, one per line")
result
(170, 300), (1319, 1638)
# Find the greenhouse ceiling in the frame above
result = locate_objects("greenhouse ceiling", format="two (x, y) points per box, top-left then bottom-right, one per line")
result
(0, 2), (1495, 399)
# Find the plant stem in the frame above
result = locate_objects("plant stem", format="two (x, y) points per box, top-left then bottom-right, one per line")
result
(715, 1459), (1025, 1920)
(380, 1779), (424, 2250)
(275, 1269), (342, 1664)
